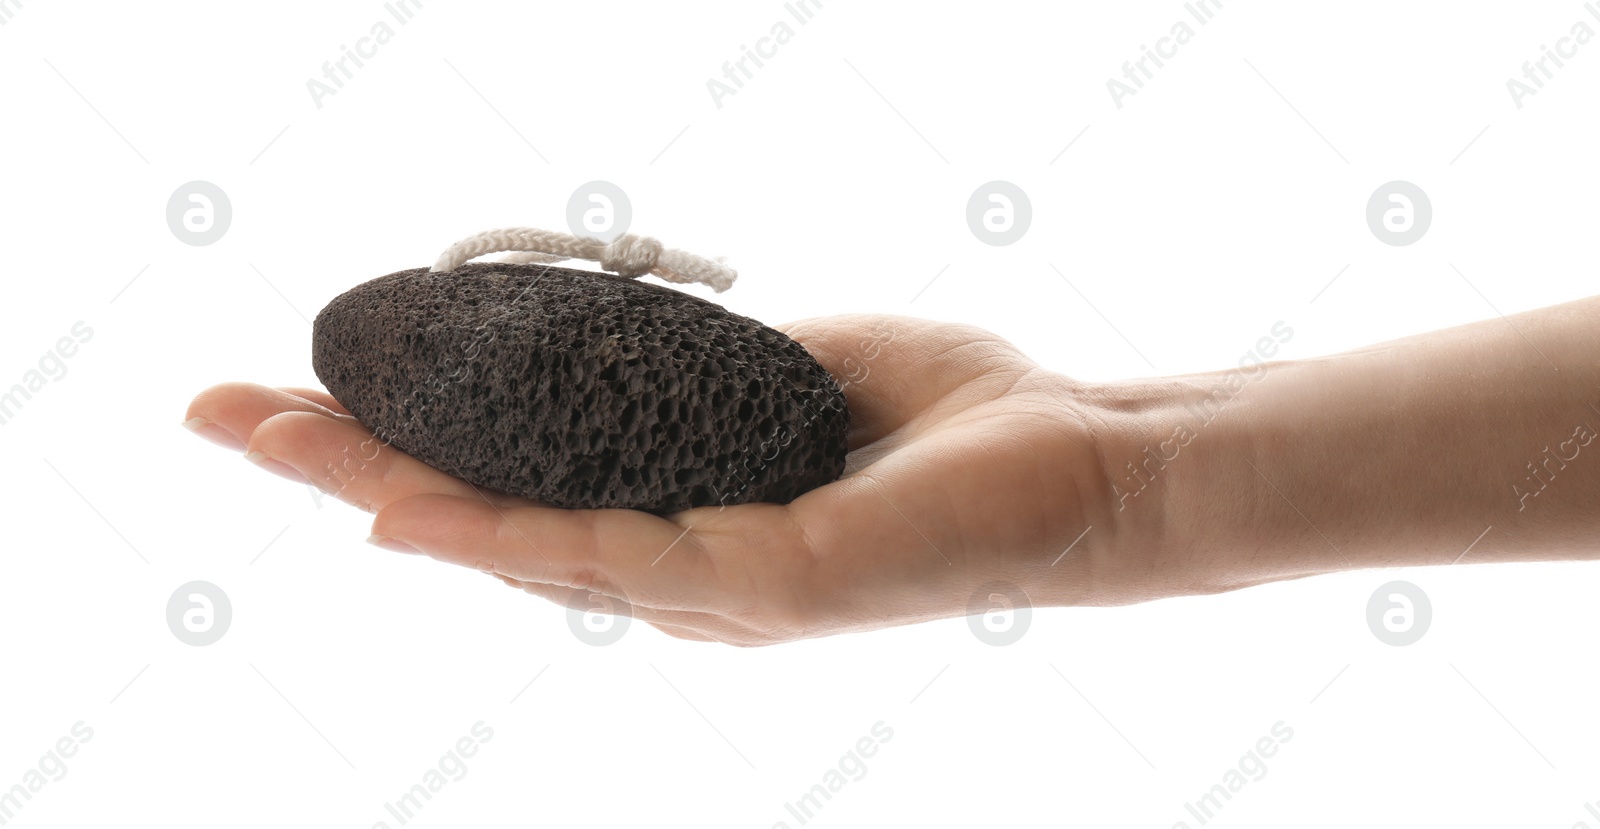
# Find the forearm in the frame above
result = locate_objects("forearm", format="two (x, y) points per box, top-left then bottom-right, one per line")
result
(1088, 296), (1600, 600)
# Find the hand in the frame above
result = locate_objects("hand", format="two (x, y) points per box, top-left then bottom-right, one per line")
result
(183, 315), (1113, 645)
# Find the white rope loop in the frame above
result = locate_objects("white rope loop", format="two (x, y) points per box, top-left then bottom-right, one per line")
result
(429, 227), (737, 293)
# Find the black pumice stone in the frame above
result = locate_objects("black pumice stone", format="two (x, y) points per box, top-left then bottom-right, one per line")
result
(311, 262), (850, 512)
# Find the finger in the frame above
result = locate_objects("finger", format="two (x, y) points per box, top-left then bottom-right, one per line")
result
(372, 493), (724, 611)
(503, 577), (641, 620)
(649, 623), (717, 643)
(186, 382), (355, 451)
(504, 574), (743, 633)
(770, 317), (822, 336)
(487, 571), (527, 590)
(779, 315), (1024, 446)
(277, 386), (351, 416)
(247, 411), (526, 512)
(478, 542), (791, 645)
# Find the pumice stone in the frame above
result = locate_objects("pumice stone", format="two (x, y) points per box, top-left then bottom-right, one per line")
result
(311, 261), (850, 513)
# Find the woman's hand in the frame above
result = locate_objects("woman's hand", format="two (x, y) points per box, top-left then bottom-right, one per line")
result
(184, 314), (1116, 645)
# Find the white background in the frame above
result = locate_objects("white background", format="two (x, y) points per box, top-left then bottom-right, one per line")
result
(2, 1), (1598, 826)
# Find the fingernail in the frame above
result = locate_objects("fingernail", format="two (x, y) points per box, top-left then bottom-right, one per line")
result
(183, 417), (247, 452)
(244, 450), (312, 485)
(367, 534), (422, 554)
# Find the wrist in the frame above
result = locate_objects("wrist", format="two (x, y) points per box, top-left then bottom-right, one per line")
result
(1076, 361), (1317, 602)
(1061, 296), (1600, 608)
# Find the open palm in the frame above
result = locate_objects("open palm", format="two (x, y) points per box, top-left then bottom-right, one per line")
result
(185, 314), (1109, 645)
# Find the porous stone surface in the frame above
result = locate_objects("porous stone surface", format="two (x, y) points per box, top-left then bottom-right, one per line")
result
(311, 262), (849, 512)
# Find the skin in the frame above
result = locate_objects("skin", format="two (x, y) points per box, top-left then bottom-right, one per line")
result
(183, 297), (1600, 646)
